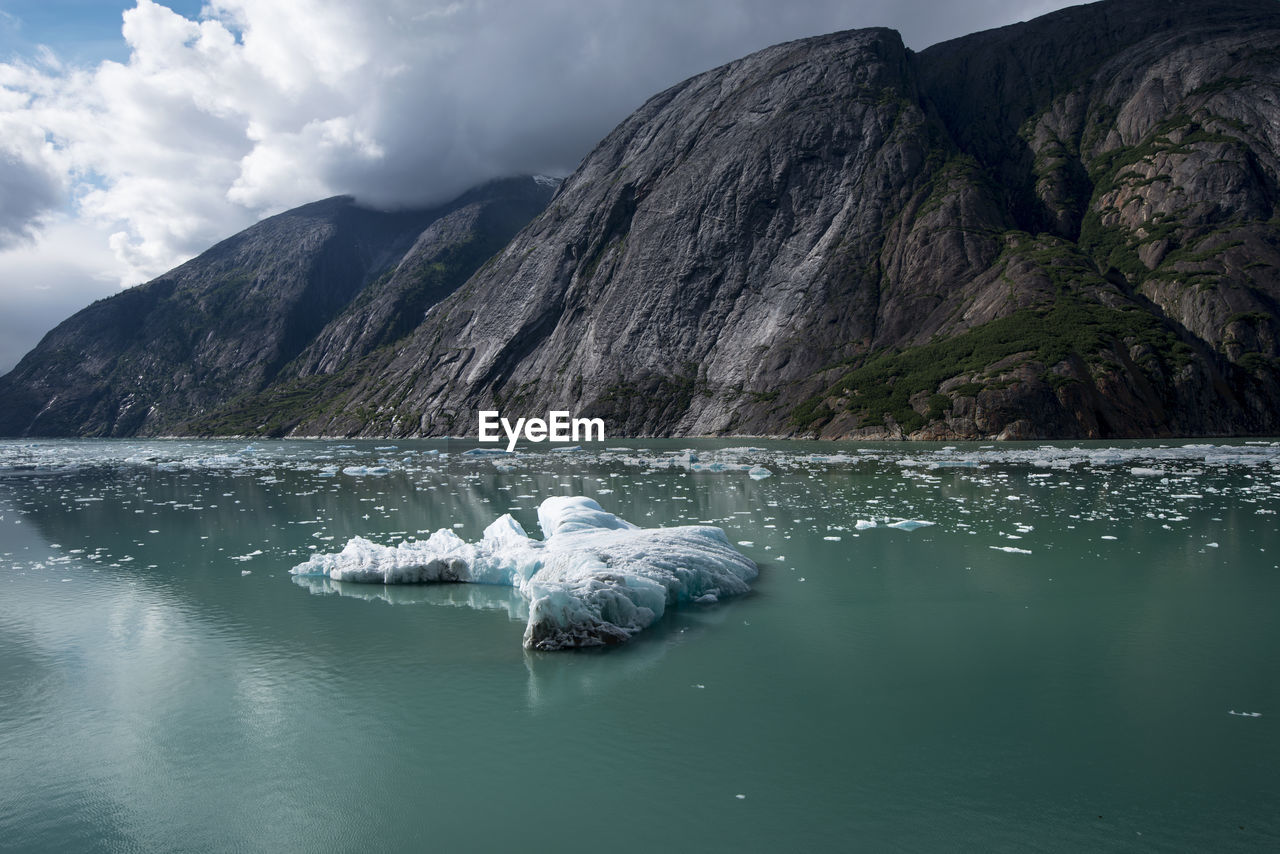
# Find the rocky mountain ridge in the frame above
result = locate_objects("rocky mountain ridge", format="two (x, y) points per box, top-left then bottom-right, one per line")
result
(0, 177), (554, 436)
(2, 0), (1278, 440)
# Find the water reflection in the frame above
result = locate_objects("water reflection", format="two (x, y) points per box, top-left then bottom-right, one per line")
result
(289, 572), (713, 704)
(293, 574), (529, 619)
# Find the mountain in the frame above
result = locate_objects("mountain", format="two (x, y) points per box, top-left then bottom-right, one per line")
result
(3, 0), (1279, 440)
(275, 0), (1280, 440)
(0, 177), (554, 436)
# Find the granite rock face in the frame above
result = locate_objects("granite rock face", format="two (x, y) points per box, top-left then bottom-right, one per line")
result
(3, 0), (1279, 439)
(285, 0), (1277, 440)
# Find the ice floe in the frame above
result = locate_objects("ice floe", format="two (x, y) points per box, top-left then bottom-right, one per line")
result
(290, 496), (758, 650)
(887, 519), (934, 531)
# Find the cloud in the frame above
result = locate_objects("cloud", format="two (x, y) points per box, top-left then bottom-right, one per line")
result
(0, 85), (66, 249)
(0, 0), (1076, 365)
(0, 147), (63, 250)
(0, 217), (126, 373)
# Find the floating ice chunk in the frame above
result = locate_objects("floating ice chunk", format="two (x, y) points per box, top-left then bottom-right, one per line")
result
(1130, 467), (1165, 476)
(888, 519), (934, 531)
(989, 545), (1032, 554)
(342, 465), (388, 476)
(748, 465), (772, 480)
(463, 448), (511, 456)
(292, 530), (475, 584)
(854, 519), (877, 530)
(292, 496), (757, 651)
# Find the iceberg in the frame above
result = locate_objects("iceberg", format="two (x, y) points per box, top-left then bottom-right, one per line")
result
(291, 496), (758, 650)
(888, 519), (935, 531)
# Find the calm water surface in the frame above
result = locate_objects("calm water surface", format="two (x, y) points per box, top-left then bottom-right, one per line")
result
(1, 439), (1276, 852)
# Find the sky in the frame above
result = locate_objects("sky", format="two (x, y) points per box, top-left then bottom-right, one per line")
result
(0, 0), (1078, 373)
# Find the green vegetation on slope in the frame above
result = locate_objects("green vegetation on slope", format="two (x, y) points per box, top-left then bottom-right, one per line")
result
(793, 297), (1191, 433)
(176, 374), (354, 437)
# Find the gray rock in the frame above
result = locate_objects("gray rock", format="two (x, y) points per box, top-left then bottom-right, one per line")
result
(293, 0), (1279, 440)
(3, 0), (1279, 441)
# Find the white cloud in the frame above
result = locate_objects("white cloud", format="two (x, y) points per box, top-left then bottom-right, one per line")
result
(0, 68), (67, 249)
(0, 217), (126, 372)
(0, 0), (1078, 371)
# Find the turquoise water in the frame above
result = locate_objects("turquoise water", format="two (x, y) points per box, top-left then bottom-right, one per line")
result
(1, 439), (1277, 852)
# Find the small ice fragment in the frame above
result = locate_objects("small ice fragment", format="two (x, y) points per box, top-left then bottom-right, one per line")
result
(342, 465), (388, 476)
(240, 570), (252, 576)
(735, 794), (746, 800)
(823, 535), (841, 541)
(748, 465), (772, 480)
(888, 519), (934, 531)
(1206, 542), (1219, 548)
(989, 545), (1032, 554)
(1130, 467), (1165, 476)
(854, 519), (876, 530)
(1100, 535), (1117, 540)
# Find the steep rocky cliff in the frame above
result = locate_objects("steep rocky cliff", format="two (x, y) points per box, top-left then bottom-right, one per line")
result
(3, 0), (1278, 440)
(269, 0), (1277, 440)
(0, 177), (553, 436)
